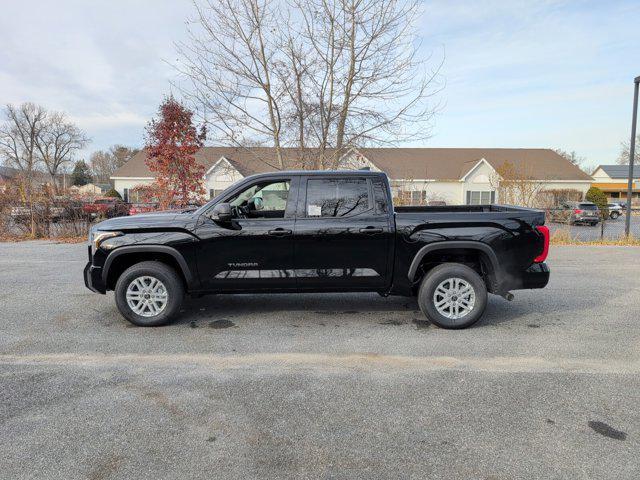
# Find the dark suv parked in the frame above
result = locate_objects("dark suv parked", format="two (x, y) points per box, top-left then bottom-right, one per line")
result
(549, 201), (600, 226)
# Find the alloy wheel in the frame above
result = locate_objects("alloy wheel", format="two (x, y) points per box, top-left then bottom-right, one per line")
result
(125, 275), (169, 317)
(432, 277), (476, 319)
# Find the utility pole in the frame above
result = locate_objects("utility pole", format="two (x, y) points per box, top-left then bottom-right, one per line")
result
(625, 76), (640, 237)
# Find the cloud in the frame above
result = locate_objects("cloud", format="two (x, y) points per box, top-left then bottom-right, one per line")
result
(0, 0), (191, 156)
(0, 0), (638, 167)
(419, 0), (640, 167)
(70, 111), (149, 130)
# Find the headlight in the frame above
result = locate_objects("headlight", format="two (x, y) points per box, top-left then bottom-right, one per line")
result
(93, 231), (123, 250)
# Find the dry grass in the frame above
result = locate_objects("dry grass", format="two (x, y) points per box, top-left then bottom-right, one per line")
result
(550, 229), (640, 246)
(0, 233), (85, 243)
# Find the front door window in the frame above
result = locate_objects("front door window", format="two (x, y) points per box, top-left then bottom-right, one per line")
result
(228, 180), (290, 219)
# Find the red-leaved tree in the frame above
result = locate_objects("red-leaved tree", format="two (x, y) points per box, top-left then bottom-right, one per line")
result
(144, 97), (206, 209)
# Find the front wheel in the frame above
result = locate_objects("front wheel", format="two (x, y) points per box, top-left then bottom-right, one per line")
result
(115, 261), (184, 326)
(417, 263), (488, 329)
(610, 211), (619, 219)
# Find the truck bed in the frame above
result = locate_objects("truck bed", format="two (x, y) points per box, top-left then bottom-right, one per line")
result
(394, 204), (537, 214)
(394, 204), (545, 222)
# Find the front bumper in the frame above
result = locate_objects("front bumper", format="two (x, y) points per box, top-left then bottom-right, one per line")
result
(84, 262), (106, 294)
(83, 245), (106, 294)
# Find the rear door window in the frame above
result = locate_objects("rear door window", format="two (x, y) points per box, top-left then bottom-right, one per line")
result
(306, 178), (370, 217)
(372, 178), (389, 214)
(579, 203), (597, 210)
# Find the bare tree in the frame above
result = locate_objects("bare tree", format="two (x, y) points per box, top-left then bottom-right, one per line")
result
(35, 112), (89, 192)
(554, 148), (585, 168)
(617, 134), (640, 165)
(0, 103), (48, 235)
(489, 161), (546, 208)
(90, 145), (139, 183)
(176, 0), (285, 169)
(175, 0), (442, 169)
(303, 0), (442, 161)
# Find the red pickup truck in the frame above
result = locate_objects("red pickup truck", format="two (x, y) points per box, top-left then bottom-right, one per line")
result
(83, 198), (129, 218)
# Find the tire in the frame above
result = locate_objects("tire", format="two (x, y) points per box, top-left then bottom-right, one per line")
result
(114, 261), (184, 327)
(610, 212), (619, 220)
(417, 263), (488, 329)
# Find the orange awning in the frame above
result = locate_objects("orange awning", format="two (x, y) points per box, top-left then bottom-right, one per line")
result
(591, 182), (640, 192)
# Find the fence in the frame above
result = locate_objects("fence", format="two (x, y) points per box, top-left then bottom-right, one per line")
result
(545, 208), (640, 242)
(0, 197), (93, 239)
(2, 196), (640, 242)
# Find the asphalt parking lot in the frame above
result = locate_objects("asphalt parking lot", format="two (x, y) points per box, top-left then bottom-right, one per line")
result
(1, 242), (639, 479)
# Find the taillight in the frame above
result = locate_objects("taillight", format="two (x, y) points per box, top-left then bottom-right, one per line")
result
(574, 209), (582, 214)
(534, 225), (549, 263)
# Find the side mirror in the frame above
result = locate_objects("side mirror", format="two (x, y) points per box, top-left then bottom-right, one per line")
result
(211, 202), (232, 222)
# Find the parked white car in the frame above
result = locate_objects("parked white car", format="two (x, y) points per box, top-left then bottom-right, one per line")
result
(607, 203), (623, 219)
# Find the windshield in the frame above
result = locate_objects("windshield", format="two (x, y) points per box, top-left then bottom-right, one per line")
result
(194, 181), (238, 215)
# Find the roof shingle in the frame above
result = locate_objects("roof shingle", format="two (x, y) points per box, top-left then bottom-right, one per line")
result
(112, 147), (593, 182)
(594, 165), (634, 179)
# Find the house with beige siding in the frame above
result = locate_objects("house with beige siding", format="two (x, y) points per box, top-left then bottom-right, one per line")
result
(591, 165), (640, 201)
(111, 147), (592, 206)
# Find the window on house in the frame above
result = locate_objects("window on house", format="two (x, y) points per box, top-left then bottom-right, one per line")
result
(410, 190), (427, 205)
(127, 189), (143, 203)
(466, 190), (495, 205)
(123, 188), (129, 202)
(209, 189), (225, 199)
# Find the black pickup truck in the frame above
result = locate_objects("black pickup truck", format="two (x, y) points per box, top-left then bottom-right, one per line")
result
(84, 170), (550, 328)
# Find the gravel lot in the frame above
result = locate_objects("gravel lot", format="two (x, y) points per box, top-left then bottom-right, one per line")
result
(1, 241), (639, 479)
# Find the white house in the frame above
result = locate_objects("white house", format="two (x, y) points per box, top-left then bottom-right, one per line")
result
(111, 147), (592, 205)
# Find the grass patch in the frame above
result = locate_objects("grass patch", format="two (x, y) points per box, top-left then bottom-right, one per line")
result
(550, 229), (640, 246)
(0, 234), (85, 243)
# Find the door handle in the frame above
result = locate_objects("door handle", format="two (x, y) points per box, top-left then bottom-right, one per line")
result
(268, 228), (292, 237)
(359, 226), (384, 234)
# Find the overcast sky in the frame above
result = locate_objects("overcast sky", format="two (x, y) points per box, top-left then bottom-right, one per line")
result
(1, 0), (639, 171)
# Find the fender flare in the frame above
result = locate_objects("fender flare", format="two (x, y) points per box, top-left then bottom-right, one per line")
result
(101, 245), (195, 287)
(407, 240), (502, 285)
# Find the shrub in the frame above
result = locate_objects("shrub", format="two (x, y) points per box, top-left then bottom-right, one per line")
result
(104, 188), (122, 199)
(585, 186), (608, 218)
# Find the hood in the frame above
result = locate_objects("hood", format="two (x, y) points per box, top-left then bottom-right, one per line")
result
(94, 211), (198, 231)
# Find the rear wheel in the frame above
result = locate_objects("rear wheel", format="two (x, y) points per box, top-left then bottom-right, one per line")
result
(610, 211), (619, 220)
(115, 261), (184, 326)
(417, 263), (488, 329)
